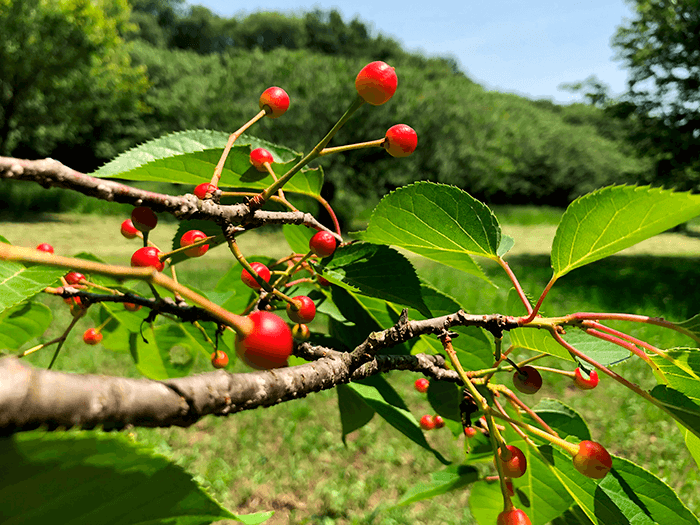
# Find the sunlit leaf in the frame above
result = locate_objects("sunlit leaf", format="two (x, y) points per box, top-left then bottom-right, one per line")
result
(551, 186), (700, 278)
(0, 302), (52, 351)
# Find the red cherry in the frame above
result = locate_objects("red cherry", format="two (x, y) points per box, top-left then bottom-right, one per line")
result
(131, 206), (158, 233)
(180, 229), (209, 257)
(414, 378), (429, 393)
(259, 86), (290, 118)
(250, 148), (274, 172)
(235, 311), (293, 369)
(384, 124), (417, 158)
(574, 368), (599, 390)
(130, 247), (165, 272)
(512, 366), (543, 395)
(240, 262), (271, 290)
(64, 296), (82, 308)
(573, 440), (612, 479)
(194, 183), (217, 200)
(120, 219), (139, 239)
(65, 272), (85, 285)
(433, 415), (445, 429)
(464, 426), (477, 438)
(497, 508), (532, 525)
(83, 328), (103, 345)
(36, 243), (54, 254)
(504, 479), (515, 497)
(286, 295), (316, 324)
(419, 414), (435, 431)
(309, 231), (337, 258)
(317, 276), (331, 287)
(124, 302), (142, 312)
(355, 61), (398, 106)
(292, 323), (310, 341)
(497, 445), (527, 478)
(211, 350), (229, 369)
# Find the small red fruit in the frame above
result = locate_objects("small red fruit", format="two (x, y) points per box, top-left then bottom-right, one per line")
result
(120, 219), (139, 239)
(573, 440), (612, 479)
(292, 323), (310, 341)
(36, 243), (54, 254)
(497, 445), (527, 478)
(497, 508), (532, 525)
(131, 246), (165, 272)
(211, 350), (229, 369)
(240, 262), (271, 290)
(235, 311), (293, 369)
(513, 366), (543, 395)
(464, 426), (477, 438)
(259, 86), (290, 118)
(250, 148), (274, 172)
(317, 276), (331, 287)
(414, 378), (429, 393)
(180, 229), (209, 257)
(131, 206), (158, 232)
(384, 124), (417, 158)
(83, 328), (103, 345)
(419, 414), (435, 431)
(65, 272), (85, 285)
(286, 295), (316, 324)
(64, 296), (82, 308)
(433, 415), (445, 429)
(355, 61), (398, 106)
(574, 368), (599, 390)
(309, 231), (337, 258)
(194, 182), (217, 200)
(124, 302), (142, 312)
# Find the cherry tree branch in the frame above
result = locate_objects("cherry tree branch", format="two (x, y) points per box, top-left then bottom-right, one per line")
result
(0, 156), (336, 235)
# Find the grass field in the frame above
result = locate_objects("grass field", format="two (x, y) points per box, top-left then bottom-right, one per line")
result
(3, 209), (700, 524)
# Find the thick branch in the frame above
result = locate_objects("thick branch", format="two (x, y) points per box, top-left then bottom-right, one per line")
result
(0, 350), (456, 434)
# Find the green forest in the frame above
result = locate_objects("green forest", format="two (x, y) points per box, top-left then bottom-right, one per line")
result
(1, 0), (697, 220)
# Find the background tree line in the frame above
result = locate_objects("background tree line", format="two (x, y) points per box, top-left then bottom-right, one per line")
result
(1, 0), (696, 222)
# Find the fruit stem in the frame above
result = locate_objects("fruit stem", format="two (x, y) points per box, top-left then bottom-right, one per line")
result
(568, 311), (700, 344)
(263, 162), (295, 206)
(521, 276), (557, 323)
(253, 95), (365, 206)
(220, 191), (298, 212)
(159, 235), (220, 261)
(318, 138), (385, 156)
(489, 409), (579, 456)
(0, 243), (254, 337)
(48, 316), (81, 369)
(210, 109), (267, 188)
(498, 387), (560, 437)
(583, 326), (663, 374)
(314, 193), (342, 236)
(496, 257), (533, 315)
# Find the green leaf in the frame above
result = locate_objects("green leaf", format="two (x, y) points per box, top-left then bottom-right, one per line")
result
(551, 186), (700, 278)
(469, 479), (503, 525)
(532, 399), (591, 441)
(337, 383), (375, 444)
(346, 382), (450, 465)
(427, 380), (462, 422)
(510, 326), (574, 361)
(282, 224), (315, 255)
(92, 130), (323, 197)
(0, 260), (64, 314)
(540, 445), (700, 525)
(0, 302), (52, 351)
(670, 314), (700, 345)
(498, 235), (515, 257)
(0, 432), (272, 525)
(356, 182), (500, 283)
(319, 242), (430, 317)
(396, 464), (478, 506)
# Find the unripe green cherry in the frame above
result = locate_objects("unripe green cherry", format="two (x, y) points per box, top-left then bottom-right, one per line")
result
(384, 124), (417, 157)
(355, 61), (397, 105)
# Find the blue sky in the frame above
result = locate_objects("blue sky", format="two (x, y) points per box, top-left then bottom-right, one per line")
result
(192, 0), (635, 104)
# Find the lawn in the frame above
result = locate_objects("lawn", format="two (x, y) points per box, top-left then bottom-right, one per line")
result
(2, 209), (700, 524)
